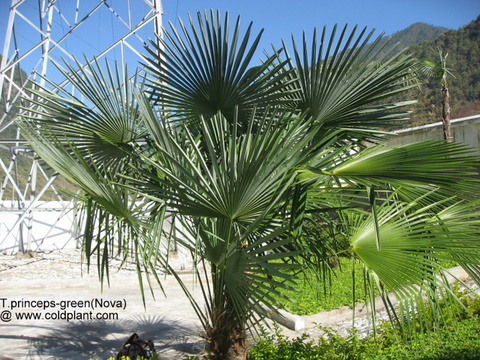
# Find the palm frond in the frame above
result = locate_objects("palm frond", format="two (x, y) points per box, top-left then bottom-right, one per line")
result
(134, 107), (315, 224)
(22, 58), (143, 172)
(143, 10), (296, 127)
(301, 140), (479, 194)
(342, 190), (480, 332)
(283, 24), (418, 139)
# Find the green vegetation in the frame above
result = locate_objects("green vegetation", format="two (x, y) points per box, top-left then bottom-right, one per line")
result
(274, 259), (369, 315)
(277, 257), (460, 315)
(248, 286), (480, 360)
(247, 318), (480, 360)
(407, 15), (480, 125)
(373, 22), (448, 60)
(355, 16), (480, 127)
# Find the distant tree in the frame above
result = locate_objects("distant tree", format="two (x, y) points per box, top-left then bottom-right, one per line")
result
(405, 16), (480, 125)
(419, 48), (454, 141)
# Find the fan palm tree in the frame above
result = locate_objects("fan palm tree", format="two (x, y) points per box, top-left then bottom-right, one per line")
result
(18, 11), (480, 360)
(419, 48), (454, 142)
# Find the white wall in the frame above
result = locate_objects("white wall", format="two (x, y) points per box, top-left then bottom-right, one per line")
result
(385, 114), (480, 155)
(0, 201), (78, 253)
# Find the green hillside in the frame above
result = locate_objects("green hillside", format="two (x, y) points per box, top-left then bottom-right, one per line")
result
(404, 16), (480, 126)
(376, 22), (449, 58)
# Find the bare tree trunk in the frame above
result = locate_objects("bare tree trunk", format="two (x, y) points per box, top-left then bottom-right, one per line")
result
(205, 274), (248, 360)
(206, 307), (248, 360)
(442, 81), (453, 142)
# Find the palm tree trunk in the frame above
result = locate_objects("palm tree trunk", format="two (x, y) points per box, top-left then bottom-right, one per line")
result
(206, 270), (248, 360)
(206, 304), (248, 360)
(442, 80), (453, 142)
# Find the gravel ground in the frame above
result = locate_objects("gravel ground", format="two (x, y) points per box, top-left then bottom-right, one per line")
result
(0, 249), (203, 360)
(0, 248), (192, 282)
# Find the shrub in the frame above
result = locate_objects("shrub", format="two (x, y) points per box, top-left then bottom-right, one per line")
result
(247, 326), (379, 360)
(247, 318), (480, 360)
(377, 282), (480, 341)
(365, 318), (480, 360)
(249, 286), (480, 360)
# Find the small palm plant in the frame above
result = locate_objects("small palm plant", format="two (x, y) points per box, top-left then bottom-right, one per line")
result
(18, 11), (480, 360)
(419, 48), (455, 141)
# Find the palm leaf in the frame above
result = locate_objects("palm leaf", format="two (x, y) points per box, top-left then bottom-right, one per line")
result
(302, 140), (479, 194)
(143, 10), (296, 128)
(282, 24), (418, 141)
(22, 58), (143, 172)
(134, 106), (315, 224)
(336, 188), (480, 329)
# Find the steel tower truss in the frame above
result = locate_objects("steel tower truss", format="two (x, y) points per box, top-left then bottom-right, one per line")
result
(0, 0), (163, 253)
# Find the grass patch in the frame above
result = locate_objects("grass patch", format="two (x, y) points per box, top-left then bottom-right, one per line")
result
(276, 258), (369, 315)
(275, 257), (461, 315)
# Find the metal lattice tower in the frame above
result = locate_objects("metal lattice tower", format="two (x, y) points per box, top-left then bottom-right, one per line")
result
(0, 0), (163, 253)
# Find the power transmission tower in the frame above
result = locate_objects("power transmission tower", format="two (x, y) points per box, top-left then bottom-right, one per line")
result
(0, 0), (163, 253)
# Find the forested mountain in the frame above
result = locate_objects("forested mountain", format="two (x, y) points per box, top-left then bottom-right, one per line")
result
(403, 16), (480, 126)
(377, 22), (449, 58)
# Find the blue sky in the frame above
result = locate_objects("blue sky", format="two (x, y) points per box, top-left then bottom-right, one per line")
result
(165, 0), (480, 40)
(0, 0), (479, 79)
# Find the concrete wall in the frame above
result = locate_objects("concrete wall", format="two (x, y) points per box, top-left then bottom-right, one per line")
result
(0, 201), (79, 253)
(0, 200), (191, 265)
(385, 114), (480, 155)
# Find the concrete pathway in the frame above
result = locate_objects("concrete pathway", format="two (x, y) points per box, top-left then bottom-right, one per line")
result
(0, 273), (205, 360)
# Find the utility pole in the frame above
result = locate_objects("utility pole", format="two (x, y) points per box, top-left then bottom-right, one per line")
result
(0, 0), (164, 253)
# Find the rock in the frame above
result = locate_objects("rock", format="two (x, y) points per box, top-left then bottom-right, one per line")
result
(14, 251), (38, 259)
